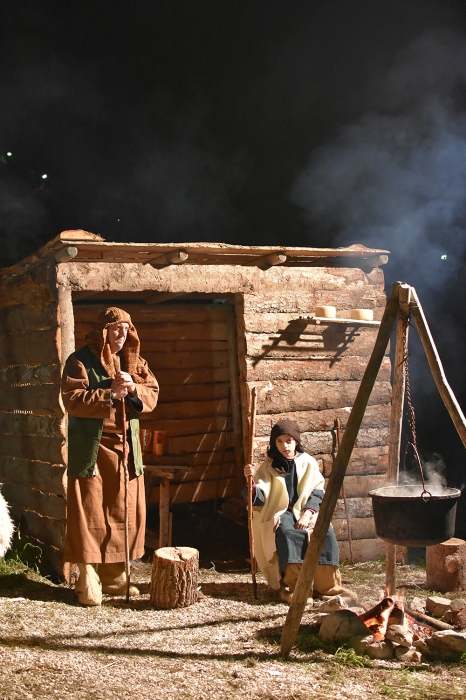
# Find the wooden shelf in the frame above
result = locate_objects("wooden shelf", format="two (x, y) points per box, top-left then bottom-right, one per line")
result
(310, 316), (381, 327)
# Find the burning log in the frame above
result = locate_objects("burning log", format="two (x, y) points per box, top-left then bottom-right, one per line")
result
(359, 597), (395, 641)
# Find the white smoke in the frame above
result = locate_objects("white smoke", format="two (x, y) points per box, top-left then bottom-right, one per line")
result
(291, 30), (466, 289)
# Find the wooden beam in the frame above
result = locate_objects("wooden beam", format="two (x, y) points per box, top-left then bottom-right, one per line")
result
(148, 249), (188, 267)
(385, 283), (410, 596)
(280, 281), (401, 658)
(145, 292), (188, 305)
(410, 287), (466, 449)
(55, 246), (78, 263)
(247, 252), (287, 269)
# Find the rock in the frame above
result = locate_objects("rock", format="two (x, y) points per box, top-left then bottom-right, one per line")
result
(413, 638), (429, 656)
(319, 595), (348, 613)
(409, 597), (425, 613)
(426, 596), (452, 618)
(454, 608), (466, 629)
(449, 598), (466, 613)
(348, 606), (366, 616)
(365, 639), (394, 660)
(385, 624), (414, 648)
(347, 634), (373, 656)
(309, 613), (329, 626)
(394, 646), (423, 663)
(423, 630), (466, 660)
(319, 610), (369, 644)
(360, 599), (379, 612)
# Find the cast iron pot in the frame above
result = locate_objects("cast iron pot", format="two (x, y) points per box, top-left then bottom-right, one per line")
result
(368, 485), (461, 547)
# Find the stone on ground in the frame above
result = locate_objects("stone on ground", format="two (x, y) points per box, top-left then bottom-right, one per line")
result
(319, 609), (369, 644)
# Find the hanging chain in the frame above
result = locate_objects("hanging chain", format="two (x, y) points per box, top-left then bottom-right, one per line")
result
(401, 313), (431, 499)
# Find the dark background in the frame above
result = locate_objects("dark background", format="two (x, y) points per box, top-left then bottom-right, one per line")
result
(2, 1), (466, 533)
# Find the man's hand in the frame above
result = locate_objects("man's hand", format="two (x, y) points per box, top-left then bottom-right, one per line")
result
(243, 463), (256, 479)
(295, 510), (318, 531)
(111, 371), (136, 400)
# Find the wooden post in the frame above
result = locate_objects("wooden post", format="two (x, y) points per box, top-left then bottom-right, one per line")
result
(409, 288), (466, 450)
(247, 386), (258, 599)
(280, 281), (401, 658)
(385, 283), (411, 595)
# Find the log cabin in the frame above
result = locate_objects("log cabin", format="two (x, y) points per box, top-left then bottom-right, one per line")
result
(0, 229), (392, 577)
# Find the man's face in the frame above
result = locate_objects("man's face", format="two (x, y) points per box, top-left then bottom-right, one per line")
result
(107, 322), (129, 353)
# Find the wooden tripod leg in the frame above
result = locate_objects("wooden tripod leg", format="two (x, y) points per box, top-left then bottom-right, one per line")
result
(385, 283), (411, 595)
(280, 281), (401, 658)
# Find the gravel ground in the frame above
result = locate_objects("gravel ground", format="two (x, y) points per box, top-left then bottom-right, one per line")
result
(1, 557), (466, 700)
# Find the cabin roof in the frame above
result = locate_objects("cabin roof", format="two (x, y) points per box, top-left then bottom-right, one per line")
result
(1, 229), (390, 276)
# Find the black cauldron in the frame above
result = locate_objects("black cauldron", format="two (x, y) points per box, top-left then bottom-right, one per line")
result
(369, 485), (461, 547)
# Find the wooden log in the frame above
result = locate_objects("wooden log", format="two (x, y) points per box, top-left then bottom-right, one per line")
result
(167, 430), (233, 455)
(75, 321), (229, 344)
(150, 547), (199, 608)
(0, 384), (61, 415)
(57, 284), (75, 368)
(245, 329), (386, 359)
(243, 311), (385, 335)
(0, 328), (60, 365)
(255, 427), (388, 456)
(339, 538), (385, 563)
(74, 304), (229, 324)
(151, 399), (230, 421)
(410, 288), (466, 450)
(144, 451), (235, 468)
(11, 509), (66, 550)
(0, 433), (65, 464)
(0, 304), (58, 333)
(320, 445), (389, 478)
(386, 283), (411, 596)
(245, 356), (391, 382)
(138, 415), (230, 437)
(333, 496), (374, 519)
(327, 474), (387, 499)
(281, 281), (399, 657)
(0, 456), (66, 495)
(0, 411), (64, 437)
(254, 404), (391, 436)
(250, 379), (391, 415)
(148, 476), (238, 505)
(332, 516), (376, 541)
(0, 266), (55, 309)
(148, 249), (189, 266)
(142, 350), (229, 370)
(147, 366), (230, 386)
(426, 538), (466, 593)
(243, 291), (385, 314)
(3, 481), (67, 521)
(155, 382), (230, 404)
(0, 363), (61, 387)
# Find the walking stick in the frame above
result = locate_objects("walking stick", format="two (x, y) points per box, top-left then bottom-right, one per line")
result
(113, 356), (131, 604)
(247, 386), (258, 600)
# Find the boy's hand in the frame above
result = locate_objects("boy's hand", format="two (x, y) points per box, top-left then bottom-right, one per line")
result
(295, 510), (318, 531)
(243, 463), (256, 479)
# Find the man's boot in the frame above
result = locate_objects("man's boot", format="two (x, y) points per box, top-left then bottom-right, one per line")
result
(74, 563), (102, 606)
(97, 562), (140, 596)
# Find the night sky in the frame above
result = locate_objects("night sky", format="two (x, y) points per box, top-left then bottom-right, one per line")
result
(2, 1), (466, 527)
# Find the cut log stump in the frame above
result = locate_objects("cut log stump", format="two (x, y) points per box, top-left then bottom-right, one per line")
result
(150, 546), (199, 609)
(426, 538), (466, 593)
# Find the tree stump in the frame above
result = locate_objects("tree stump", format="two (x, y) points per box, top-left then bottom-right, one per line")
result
(426, 538), (466, 593)
(150, 546), (199, 609)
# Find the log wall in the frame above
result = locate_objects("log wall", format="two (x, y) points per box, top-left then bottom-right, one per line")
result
(0, 263), (67, 572)
(73, 303), (241, 505)
(238, 266), (390, 562)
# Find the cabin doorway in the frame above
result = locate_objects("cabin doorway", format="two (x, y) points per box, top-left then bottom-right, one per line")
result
(72, 297), (243, 541)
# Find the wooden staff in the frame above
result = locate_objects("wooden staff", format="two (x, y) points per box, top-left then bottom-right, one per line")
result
(113, 355), (131, 604)
(247, 386), (258, 600)
(280, 281), (401, 657)
(334, 418), (353, 564)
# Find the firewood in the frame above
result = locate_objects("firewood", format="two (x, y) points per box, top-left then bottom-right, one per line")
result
(150, 547), (199, 609)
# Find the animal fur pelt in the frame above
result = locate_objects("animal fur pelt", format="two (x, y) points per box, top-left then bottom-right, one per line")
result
(0, 487), (14, 557)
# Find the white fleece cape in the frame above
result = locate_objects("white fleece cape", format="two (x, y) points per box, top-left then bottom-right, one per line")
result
(252, 452), (324, 590)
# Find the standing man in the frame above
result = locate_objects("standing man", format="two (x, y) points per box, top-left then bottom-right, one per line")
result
(61, 307), (159, 605)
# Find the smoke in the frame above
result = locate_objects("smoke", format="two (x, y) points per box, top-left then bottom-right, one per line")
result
(291, 30), (466, 292)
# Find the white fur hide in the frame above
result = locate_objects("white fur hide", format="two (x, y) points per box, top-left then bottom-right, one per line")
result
(0, 487), (14, 557)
